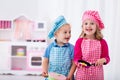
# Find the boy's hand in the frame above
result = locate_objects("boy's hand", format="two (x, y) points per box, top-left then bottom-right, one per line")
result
(66, 77), (71, 80)
(41, 72), (48, 77)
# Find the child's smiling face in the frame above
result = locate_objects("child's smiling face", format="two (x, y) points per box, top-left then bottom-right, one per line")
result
(55, 24), (71, 46)
(82, 19), (97, 38)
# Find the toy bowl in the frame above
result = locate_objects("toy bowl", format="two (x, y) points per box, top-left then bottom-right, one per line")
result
(48, 72), (66, 80)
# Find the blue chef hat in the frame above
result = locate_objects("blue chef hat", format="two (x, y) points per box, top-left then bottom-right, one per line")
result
(48, 15), (67, 39)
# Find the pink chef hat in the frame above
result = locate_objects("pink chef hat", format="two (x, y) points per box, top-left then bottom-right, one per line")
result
(82, 10), (104, 29)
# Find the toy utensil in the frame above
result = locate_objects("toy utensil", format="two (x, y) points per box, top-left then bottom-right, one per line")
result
(78, 60), (95, 68)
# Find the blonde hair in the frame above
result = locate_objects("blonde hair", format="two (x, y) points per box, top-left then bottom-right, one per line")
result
(79, 25), (103, 40)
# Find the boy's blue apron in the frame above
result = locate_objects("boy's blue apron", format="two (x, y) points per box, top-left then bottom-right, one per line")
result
(45, 46), (72, 80)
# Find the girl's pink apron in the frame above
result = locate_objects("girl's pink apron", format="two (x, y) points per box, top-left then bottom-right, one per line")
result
(76, 39), (104, 80)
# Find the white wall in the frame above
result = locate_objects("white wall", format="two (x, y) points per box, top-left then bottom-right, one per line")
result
(0, 0), (67, 22)
(0, 0), (120, 80)
(0, 0), (37, 20)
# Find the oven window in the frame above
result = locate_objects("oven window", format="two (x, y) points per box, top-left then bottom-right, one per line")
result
(31, 57), (42, 66)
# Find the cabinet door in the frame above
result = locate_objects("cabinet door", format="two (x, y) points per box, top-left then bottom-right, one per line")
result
(0, 42), (11, 70)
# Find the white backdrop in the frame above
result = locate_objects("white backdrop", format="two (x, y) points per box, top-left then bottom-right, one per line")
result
(44, 0), (120, 79)
(60, 0), (120, 80)
(0, 0), (120, 80)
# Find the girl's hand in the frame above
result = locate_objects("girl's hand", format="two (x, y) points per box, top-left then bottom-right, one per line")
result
(95, 58), (106, 66)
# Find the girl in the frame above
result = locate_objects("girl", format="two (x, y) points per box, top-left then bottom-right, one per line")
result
(42, 16), (74, 80)
(72, 10), (110, 80)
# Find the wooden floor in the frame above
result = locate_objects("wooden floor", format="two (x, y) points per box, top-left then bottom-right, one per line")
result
(0, 75), (45, 80)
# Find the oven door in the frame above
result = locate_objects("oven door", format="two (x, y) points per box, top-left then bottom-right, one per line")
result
(26, 50), (42, 71)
